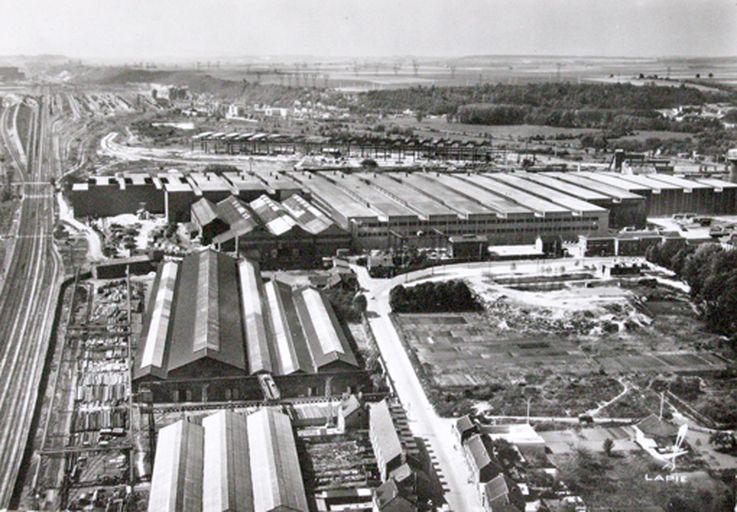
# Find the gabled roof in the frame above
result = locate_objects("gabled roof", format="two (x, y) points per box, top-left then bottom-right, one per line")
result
(249, 195), (297, 236)
(202, 411), (254, 512)
(373, 478), (414, 511)
(465, 434), (502, 479)
(191, 198), (218, 227)
(167, 248), (246, 373)
(484, 474), (523, 512)
(292, 286), (359, 369)
(281, 194), (336, 235)
(215, 196), (259, 235)
(636, 414), (678, 439)
(148, 420), (204, 512)
(263, 279), (317, 375)
(247, 408), (308, 512)
(370, 400), (405, 469)
(136, 261), (179, 380)
(238, 259), (273, 375)
(455, 415), (476, 437)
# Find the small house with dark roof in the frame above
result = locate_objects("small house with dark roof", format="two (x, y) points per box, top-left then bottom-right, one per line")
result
(463, 434), (503, 486)
(482, 474), (524, 512)
(635, 414), (679, 442)
(453, 415), (478, 445)
(372, 478), (415, 512)
(338, 394), (366, 431)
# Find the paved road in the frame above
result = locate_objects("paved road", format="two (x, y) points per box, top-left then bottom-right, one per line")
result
(354, 257), (653, 510)
(354, 265), (483, 512)
(0, 92), (62, 507)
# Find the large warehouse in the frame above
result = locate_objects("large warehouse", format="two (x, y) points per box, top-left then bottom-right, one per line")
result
(295, 170), (610, 248)
(69, 169), (737, 250)
(148, 408), (308, 512)
(133, 249), (364, 401)
(191, 194), (351, 269)
(68, 170), (303, 221)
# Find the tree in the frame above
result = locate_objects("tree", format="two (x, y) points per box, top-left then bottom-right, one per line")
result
(603, 438), (614, 457)
(352, 294), (367, 315)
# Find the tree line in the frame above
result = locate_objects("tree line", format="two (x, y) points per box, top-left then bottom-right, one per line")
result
(389, 280), (481, 313)
(646, 241), (737, 338)
(358, 82), (731, 116)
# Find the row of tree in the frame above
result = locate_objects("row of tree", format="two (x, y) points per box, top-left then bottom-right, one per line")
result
(357, 82), (732, 116)
(455, 104), (722, 132)
(646, 241), (737, 337)
(389, 280), (481, 313)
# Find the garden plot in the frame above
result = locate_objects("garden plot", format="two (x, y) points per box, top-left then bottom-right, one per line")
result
(394, 276), (728, 417)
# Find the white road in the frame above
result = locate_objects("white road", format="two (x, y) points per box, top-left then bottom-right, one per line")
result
(353, 256), (649, 511)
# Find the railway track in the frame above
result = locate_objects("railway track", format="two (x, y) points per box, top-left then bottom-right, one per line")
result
(0, 89), (62, 507)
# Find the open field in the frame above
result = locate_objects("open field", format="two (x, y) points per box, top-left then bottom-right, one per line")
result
(552, 449), (731, 510)
(391, 117), (596, 142)
(393, 271), (730, 417)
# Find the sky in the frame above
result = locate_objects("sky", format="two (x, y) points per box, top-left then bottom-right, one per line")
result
(1, 0), (736, 60)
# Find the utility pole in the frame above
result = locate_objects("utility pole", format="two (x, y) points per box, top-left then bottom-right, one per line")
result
(659, 391), (665, 419)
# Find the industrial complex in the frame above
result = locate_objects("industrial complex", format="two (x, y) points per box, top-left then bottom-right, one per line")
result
(133, 249), (368, 402)
(68, 169), (737, 254)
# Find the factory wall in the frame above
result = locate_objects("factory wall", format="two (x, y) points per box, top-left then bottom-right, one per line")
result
(68, 184), (165, 218)
(350, 213), (608, 250)
(135, 371), (374, 403)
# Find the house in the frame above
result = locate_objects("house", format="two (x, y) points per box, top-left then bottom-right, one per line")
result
(481, 474), (524, 512)
(372, 479), (416, 512)
(463, 434), (503, 486)
(453, 415), (478, 445)
(635, 414), (678, 443)
(338, 394), (366, 431)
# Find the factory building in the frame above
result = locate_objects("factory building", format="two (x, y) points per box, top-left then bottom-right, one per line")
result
(519, 171), (647, 228)
(148, 408), (308, 512)
(67, 170), (305, 223)
(69, 175), (166, 218)
(579, 172), (737, 217)
(192, 131), (499, 161)
(133, 249), (365, 402)
(69, 170), (737, 252)
(294, 170), (609, 249)
(191, 194), (351, 269)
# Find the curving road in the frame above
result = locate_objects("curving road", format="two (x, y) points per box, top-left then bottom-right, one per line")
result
(0, 91), (62, 507)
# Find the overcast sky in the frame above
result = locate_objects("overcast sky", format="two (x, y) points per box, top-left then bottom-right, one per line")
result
(2, 0), (736, 60)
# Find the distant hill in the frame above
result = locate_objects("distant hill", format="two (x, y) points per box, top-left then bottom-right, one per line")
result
(89, 67), (327, 105)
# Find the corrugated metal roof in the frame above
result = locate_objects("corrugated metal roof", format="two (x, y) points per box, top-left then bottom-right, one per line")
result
(247, 409), (308, 512)
(263, 280), (314, 375)
(193, 251), (221, 352)
(249, 195), (296, 236)
(202, 411), (254, 512)
(215, 196), (259, 237)
(148, 420), (204, 512)
(167, 249), (246, 373)
(140, 261), (178, 371)
(238, 259), (273, 375)
(191, 198), (219, 228)
(294, 287), (358, 369)
(281, 194), (335, 235)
